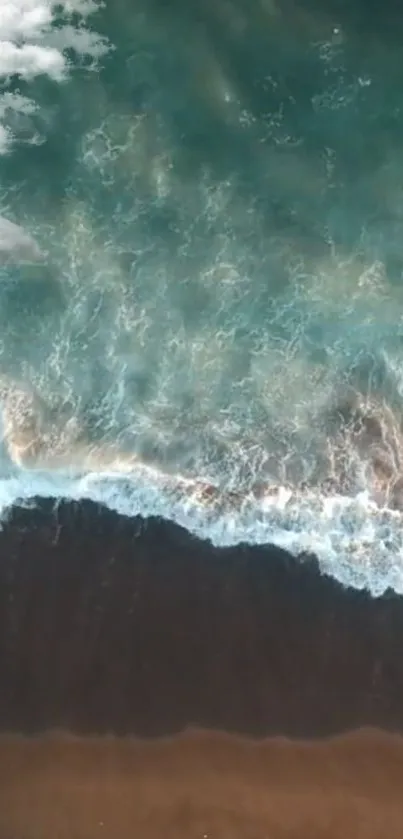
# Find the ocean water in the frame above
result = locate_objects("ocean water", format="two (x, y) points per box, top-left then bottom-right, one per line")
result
(1, 0), (403, 594)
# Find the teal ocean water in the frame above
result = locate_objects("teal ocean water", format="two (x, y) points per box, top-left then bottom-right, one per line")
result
(2, 0), (403, 593)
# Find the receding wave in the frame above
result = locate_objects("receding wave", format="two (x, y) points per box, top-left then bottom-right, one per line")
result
(0, 372), (403, 597)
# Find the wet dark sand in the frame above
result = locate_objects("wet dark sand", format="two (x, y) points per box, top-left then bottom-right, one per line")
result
(1, 498), (403, 836)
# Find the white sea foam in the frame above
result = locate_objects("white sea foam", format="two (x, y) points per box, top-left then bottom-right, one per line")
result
(0, 375), (400, 598)
(0, 0), (110, 152)
(0, 458), (403, 598)
(0, 373), (401, 599)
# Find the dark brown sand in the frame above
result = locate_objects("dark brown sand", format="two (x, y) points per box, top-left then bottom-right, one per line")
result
(1, 728), (403, 839)
(1, 499), (403, 836)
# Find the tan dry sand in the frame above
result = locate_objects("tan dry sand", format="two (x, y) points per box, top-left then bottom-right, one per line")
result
(0, 727), (403, 839)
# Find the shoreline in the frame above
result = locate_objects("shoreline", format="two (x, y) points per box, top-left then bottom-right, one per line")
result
(1, 497), (403, 836)
(0, 497), (402, 737)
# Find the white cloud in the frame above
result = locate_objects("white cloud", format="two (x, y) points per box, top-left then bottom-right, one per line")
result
(0, 41), (66, 81)
(0, 0), (111, 152)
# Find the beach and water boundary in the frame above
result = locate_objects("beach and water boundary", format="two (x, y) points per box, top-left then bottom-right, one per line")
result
(2, 0), (403, 834)
(1, 498), (403, 836)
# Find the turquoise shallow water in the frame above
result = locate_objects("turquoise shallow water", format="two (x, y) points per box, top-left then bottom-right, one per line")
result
(2, 0), (403, 593)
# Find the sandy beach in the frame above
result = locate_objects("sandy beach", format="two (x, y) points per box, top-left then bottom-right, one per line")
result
(1, 499), (403, 836)
(1, 728), (403, 839)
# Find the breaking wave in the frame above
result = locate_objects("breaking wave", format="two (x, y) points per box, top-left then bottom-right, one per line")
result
(1, 371), (403, 597)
